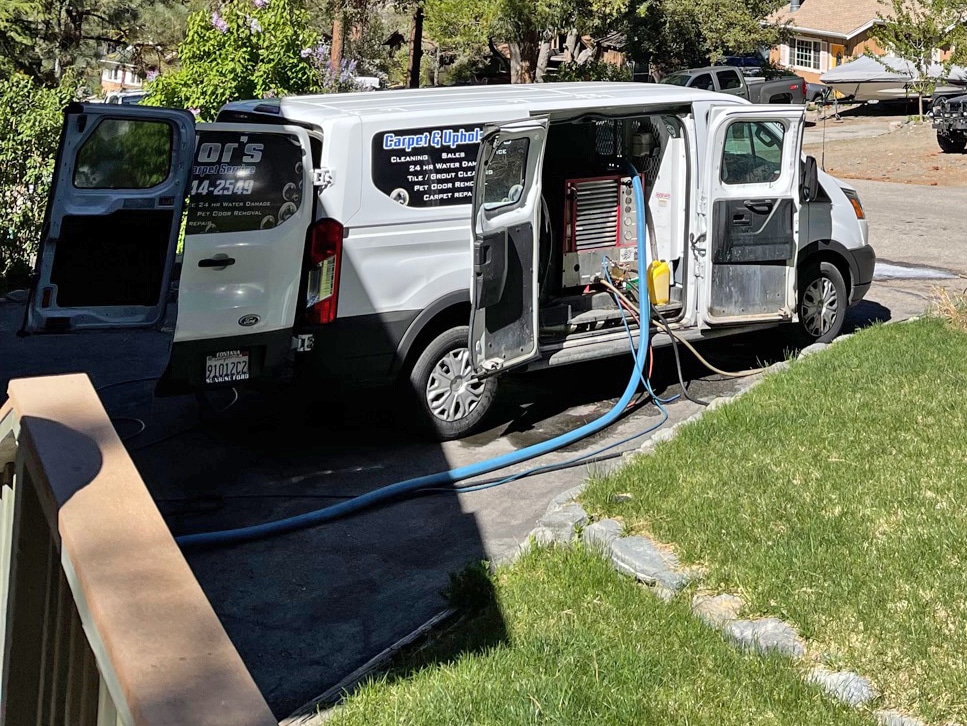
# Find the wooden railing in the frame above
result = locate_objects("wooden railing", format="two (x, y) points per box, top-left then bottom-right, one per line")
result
(0, 374), (277, 726)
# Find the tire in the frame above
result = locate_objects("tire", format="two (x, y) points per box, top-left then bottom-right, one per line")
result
(408, 326), (498, 441)
(937, 131), (967, 153)
(793, 260), (847, 345)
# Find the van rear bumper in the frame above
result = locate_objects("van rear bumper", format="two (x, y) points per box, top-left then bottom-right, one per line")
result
(156, 329), (292, 396)
(293, 310), (419, 388)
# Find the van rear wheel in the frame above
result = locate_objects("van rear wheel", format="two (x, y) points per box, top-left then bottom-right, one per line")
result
(409, 326), (497, 441)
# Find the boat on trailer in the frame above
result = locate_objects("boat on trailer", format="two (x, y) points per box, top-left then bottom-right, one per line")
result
(820, 55), (967, 103)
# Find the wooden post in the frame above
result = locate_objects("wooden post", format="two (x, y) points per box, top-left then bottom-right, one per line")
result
(407, 4), (424, 89)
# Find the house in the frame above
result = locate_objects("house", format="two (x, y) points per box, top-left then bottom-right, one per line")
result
(766, 0), (887, 83)
(99, 49), (146, 94)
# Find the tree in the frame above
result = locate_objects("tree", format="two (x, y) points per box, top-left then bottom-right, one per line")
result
(146, 0), (359, 121)
(421, 0), (499, 82)
(423, 0), (627, 83)
(0, 73), (77, 292)
(630, 0), (785, 75)
(871, 0), (967, 118)
(422, 0), (783, 85)
(0, 0), (192, 88)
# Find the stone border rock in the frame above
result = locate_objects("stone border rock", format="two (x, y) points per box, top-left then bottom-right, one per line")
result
(516, 334), (931, 724)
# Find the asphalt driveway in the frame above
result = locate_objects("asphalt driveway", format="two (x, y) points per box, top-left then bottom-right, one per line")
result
(2, 178), (963, 718)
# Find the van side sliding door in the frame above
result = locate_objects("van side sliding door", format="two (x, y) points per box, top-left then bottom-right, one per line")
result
(469, 118), (548, 375)
(701, 105), (804, 325)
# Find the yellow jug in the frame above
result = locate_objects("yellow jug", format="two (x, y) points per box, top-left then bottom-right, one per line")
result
(646, 260), (670, 306)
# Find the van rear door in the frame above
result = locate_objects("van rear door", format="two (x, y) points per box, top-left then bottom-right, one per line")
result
(701, 105), (804, 325)
(162, 123), (315, 390)
(24, 103), (195, 333)
(468, 118), (548, 375)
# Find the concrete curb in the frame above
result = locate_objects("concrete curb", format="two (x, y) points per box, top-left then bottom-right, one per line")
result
(281, 608), (457, 725)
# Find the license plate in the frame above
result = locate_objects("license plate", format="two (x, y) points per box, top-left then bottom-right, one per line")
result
(205, 350), (249, 384)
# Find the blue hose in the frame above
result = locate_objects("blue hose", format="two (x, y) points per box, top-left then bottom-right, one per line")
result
(176, 164), (652, 548)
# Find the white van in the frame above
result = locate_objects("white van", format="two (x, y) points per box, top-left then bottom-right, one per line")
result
(24, 85), (874, 439)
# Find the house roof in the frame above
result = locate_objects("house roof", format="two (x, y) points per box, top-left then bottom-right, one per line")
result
(767, 0), (888, 39)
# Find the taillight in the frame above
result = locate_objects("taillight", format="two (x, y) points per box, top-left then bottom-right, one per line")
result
(305, 219), (343, 324)
(800, 79), (806, 97)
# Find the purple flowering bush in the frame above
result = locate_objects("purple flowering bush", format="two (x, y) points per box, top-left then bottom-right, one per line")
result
(147, 0), (359, 120)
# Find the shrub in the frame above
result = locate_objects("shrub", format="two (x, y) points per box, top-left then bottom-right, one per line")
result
(550, 60), (632, 83)
(146, 0), (360, 120)
(0, 73), (76, 293)
(931, 285), (967, 334)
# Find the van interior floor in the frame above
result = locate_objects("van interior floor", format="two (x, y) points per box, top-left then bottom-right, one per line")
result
(539, 290), (683, 338)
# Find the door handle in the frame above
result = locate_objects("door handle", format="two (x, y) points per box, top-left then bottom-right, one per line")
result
(744, 200), (774, 214)
(198, 256), (236, 268)
(732, 213), (752, 226)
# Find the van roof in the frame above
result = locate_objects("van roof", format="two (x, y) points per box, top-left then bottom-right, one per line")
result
(220, 82), (743, 124)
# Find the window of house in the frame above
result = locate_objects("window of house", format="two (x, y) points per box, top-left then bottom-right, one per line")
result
(794, 38), (821, 70)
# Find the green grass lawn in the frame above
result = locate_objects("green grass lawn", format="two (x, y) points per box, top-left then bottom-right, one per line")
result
(582, 318), (967, 723)
(329, 547), (870, 726)
(329, 318), (967, 725)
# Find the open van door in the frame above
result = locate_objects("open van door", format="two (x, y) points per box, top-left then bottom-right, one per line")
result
(469, 118), (548, 375)
(701, 105), (805, 325)
(160, 123), (316, 390)
(23, 103), (195, 333)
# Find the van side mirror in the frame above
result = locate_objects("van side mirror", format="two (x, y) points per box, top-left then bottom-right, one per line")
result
(801, 155), (820, 202)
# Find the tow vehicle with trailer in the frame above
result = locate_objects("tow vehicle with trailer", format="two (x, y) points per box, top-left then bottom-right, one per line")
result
(24, 84), (874, 440)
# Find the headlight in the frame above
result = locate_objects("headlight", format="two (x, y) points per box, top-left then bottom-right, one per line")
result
(841, 187), (865, 220)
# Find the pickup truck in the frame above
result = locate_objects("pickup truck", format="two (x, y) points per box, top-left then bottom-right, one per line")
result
(660, 66), (807, 104)
(930, 94), (967, 152)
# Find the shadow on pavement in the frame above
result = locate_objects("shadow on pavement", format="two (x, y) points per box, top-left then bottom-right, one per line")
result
(845, 299), (892, 332)
(128, 380), (507, 718)
(1, 297), (506, 718)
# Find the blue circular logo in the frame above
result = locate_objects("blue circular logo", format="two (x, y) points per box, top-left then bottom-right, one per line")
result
(238, 314), (260, 327)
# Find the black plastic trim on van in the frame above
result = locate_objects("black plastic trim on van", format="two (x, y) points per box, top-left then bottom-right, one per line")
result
(797, 238), (875, 304)
(156, 328), (292, 396)
(215, 110), (317, 133)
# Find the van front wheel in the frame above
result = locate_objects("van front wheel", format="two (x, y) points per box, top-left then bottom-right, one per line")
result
(409, 326), (497, 440)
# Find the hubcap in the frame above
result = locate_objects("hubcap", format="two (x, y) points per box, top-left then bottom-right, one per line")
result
(426, 348), (487, 422)
(801, 276), (839, 338)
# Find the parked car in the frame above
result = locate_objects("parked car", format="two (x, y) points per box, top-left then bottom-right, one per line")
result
(931, 94), (967, 152)
(661, 66), (807, 104)
(103, 90), (149, 105)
